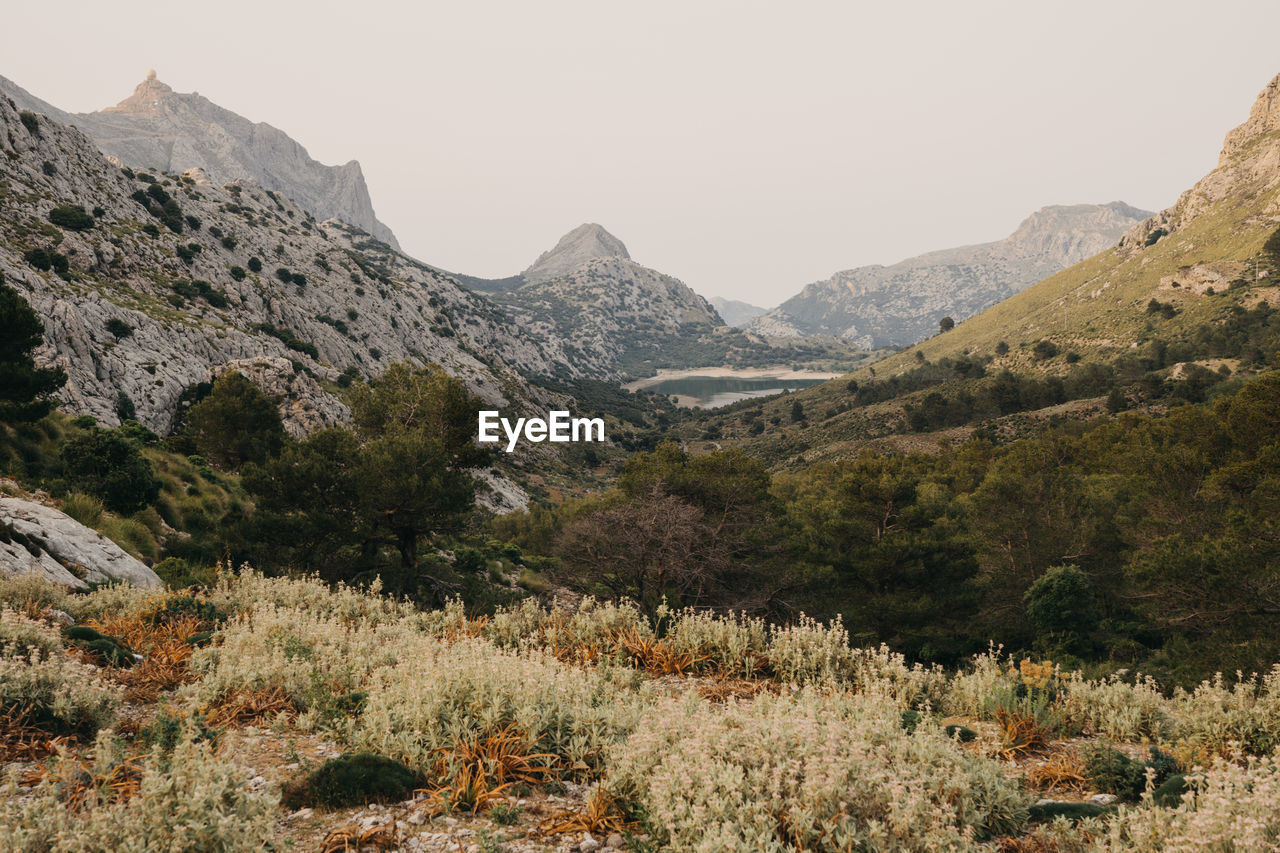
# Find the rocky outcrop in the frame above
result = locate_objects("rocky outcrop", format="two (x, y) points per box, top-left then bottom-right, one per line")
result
(1122, 71), (1280, 250)
(749, 203), (1150, 347)
(0, 94), (577, 432)
(0, 71), (400, 250)
(0, 496), (162, 590)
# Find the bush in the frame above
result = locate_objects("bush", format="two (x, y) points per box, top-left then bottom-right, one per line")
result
(610, 690), (1028, 850)
(48, 204), (95, 231)
(104, 318), (133, 339)
(281, 753), (420, 810)
(185, 371), (286, 470)
(0, 609), (117, 737)
(18, 110), (38, 134)
(247, 257), (262, 273)
(229, 265), (246, 281)
(62, 492), (105, 527)
(0, 734), (278, 850)
(59, 427), (161, 514)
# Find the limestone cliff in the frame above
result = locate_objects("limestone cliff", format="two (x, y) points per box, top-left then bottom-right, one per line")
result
(0, 92), (574, 434)
(0, 71), (401, 250)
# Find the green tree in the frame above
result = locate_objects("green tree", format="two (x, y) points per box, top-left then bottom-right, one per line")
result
(1024, 564), (1099, 654)
(0, 275), (67, 422)
(185, 371), (286, 470)
(60, 428), (160, 514)
(939, 316), (955, 333)
(244, 363), (488, 599)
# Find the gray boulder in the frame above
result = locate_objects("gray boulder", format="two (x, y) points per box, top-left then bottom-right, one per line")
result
(0, 496), (162, 590)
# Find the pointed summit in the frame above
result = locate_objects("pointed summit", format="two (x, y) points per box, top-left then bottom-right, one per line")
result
(103, 70), (176, 114)
(523, 223), (630, 284)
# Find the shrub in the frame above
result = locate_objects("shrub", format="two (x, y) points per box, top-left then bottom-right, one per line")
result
(0, 734), (278, 850)
(275, 267), (292, 283)
(61, 492), (105, 528)
(104, 318), (133, 339)
(247, 257), (262, 273)
(185, 371), (286, 470)
(59, 428), (160, 514)
(281, 753), (420, 810)
(1033, 340), (1060, 360)
(1100, 753), (1280, 850)
(0, 609), (117, 737)
(18, 110), (38, 134)
(48, 204), (95, 231)
(229, 265), (246, 281)
(352, 635), (648, 779)
(609, 690), (1028, 851)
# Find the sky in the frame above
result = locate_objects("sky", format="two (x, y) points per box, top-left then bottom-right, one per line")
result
(5, 1), (1280, 307)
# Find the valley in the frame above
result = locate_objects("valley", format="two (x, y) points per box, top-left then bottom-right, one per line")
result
(3, 41), (1280, 853)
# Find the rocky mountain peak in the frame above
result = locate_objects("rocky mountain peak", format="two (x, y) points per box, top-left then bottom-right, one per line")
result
(523, 223), (631, 284)
(1123, 70), (1280, 250)
(1220, 71), (1280, 165)
(103, 70), (177, 114)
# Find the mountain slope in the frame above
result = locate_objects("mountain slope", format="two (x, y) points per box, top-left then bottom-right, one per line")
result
(710, 296), (767, 327)
(749, 202), (1150, 347)
(0, 91), (572, 436)
(0, 72), (400, 250)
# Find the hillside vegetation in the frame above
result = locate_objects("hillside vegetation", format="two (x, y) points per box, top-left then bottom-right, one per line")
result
(3, 570), (1280, 851)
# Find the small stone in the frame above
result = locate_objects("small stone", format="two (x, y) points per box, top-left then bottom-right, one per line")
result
(288, 808), (313, 820)
(407, 810), (427, 826)
(580, 834), (601, 853)
(48, 609), (74, 626)
(1089, 793), (1118, 806)
(606, 834), (625, 849)
(1034, 798), (1055, 806)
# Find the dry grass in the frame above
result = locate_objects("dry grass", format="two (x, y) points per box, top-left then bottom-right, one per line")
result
(203, 686), (297, 727)
(0, 705), (72, 761)
(539, 786), (633, 838)
(995, 708), (1058, 758)
(1027, 747), (1088, 793)
(319, 822), (401, 852)
(616, 629), (709, 675)
(696, 676), (778, 703)
(414, 724), (557, 816)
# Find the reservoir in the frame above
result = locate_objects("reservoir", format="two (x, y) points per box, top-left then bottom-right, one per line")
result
(626, 370), (836, 408)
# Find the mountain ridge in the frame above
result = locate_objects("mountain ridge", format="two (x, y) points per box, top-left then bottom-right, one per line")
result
(0, 71), (401, 250)
(748, 202), (1150, 347)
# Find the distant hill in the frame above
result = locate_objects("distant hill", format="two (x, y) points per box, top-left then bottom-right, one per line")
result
(0, 71), (400, 249)
(710, 296), (768, 328)
(749, 202), (1150, 347)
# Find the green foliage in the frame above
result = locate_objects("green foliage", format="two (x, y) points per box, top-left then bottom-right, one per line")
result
(185, 371), (285, 471)
(18, 110), (39, 134)
(939, 315), (955, 333)
(59, 427), (160, 513)
(243, 363), (490, 597)
(104, 318), (133, 339)
(281, 753), (420, 810)
(247, 256), (262, 273)
(48, 204), (95, 231)
(1083, 744), (1178, 800)
(1026, 801), (1109, 823)
(1024, 565), (1099, 654)
(0, 277), (67, 422)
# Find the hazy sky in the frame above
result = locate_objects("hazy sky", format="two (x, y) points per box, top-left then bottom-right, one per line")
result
(6, 1), (1280, 306)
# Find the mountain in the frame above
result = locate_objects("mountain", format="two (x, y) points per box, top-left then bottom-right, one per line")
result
(748, 202), (1150, 347)
(0, 91), (573, 440)
(0, 71), (400, 250)
(497, 230), (725, 376)
(698, 71), (1280, 468)
(710, 296), (767, 327)
(523, 223), (631, 284)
